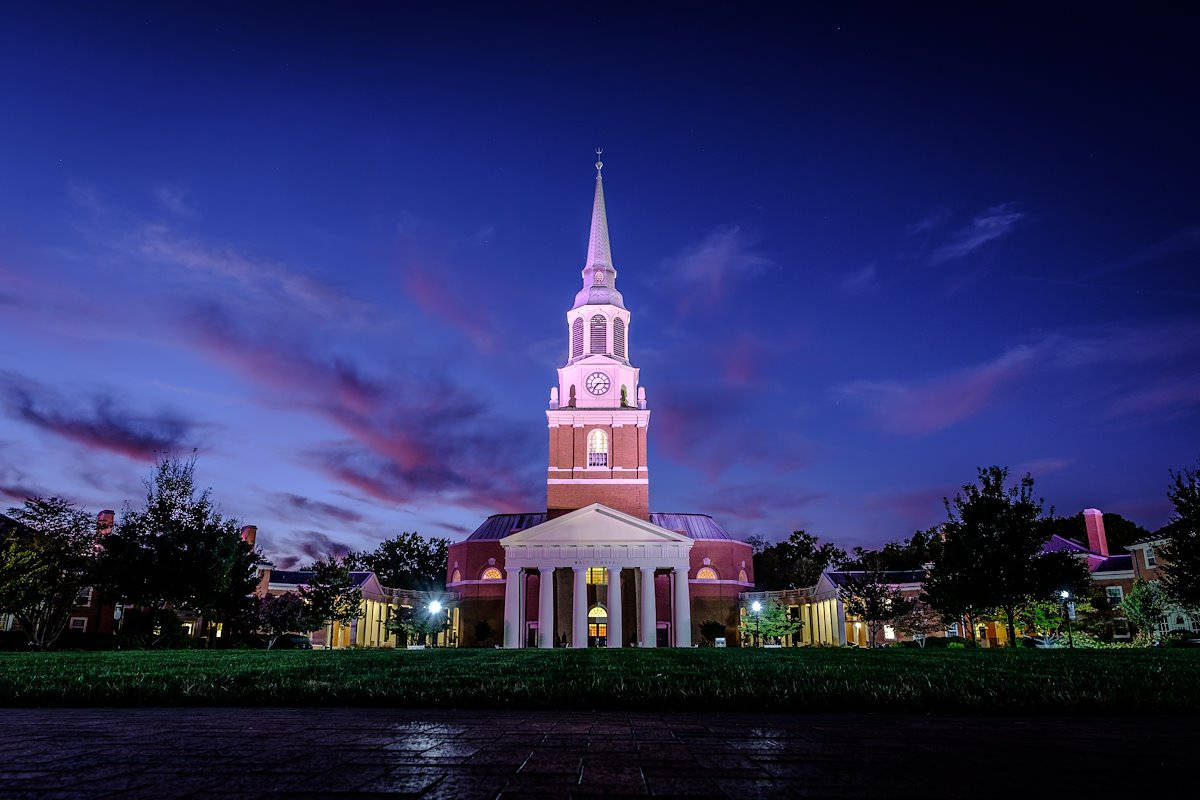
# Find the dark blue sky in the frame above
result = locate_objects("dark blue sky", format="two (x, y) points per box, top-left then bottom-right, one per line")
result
(2, 3), (1198, 565)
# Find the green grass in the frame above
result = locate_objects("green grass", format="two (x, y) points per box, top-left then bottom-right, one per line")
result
(0, 648), (1197, 712)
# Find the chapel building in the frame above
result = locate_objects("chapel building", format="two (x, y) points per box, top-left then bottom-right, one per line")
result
(446, 158), (754, 648)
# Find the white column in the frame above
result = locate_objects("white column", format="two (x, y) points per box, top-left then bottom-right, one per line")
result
(639, 566), (657, 647)
(503, 567), (522, 648)
(673, 567), (691, 647)
(538, 567), (555, 648)
(572, 567), (588, 648)
(835, 598), (847, 646)
(607, 566), (623, 648)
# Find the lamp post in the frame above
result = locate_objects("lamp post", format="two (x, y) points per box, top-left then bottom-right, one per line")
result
(751, 600), (762, 648)
(428, 600), (443, 648)
(1060, 590), (1074, 649)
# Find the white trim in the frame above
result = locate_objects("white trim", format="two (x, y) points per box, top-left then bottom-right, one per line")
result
(448, 579), (505, 587)
(1093, 570), (1134, 579)
(547, 478), (648, 484)
(689, 578), (753, 587)
(68, 616), (88, 632)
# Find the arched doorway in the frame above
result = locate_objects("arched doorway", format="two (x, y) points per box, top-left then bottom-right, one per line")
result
(588, 605), (607, 647)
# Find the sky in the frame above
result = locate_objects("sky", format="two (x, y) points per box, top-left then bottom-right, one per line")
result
(1, 4), (1198, 567)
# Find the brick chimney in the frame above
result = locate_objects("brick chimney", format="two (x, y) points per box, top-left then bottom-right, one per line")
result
(97, 509), (115, 536)
(1083, 508), (1108, 556)
(240, 525), (258, 548)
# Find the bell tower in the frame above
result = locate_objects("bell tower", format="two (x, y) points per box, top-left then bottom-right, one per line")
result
(546, 153), (650, 520)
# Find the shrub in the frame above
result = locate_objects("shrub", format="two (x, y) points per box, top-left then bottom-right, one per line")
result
(1164, 629), (1200, 648)
(947, 641), (966, 649)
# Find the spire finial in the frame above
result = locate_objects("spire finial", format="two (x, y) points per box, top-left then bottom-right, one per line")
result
(595, 147), (603, 174)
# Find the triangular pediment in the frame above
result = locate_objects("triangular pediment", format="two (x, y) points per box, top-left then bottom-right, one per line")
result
(502, 503), (692, 546)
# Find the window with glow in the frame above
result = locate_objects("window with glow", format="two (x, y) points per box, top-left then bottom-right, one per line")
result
(588, 605), (607, 639)
(590, 314), (607, 354)
(586, 567), (608, 585)
(695, 567), (718, 580)
(451, 570), (462, 583)
(883, 625), (896, 640)
(587, 429), (608, 467)
(480, 567), (503, 580)
(613, 317), (626, 358)
(737, 569), (748, 583)
(571, 318), (584, 359)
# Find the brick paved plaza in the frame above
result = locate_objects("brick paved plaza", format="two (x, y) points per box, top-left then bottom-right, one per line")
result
(0, 708), (1191, 799)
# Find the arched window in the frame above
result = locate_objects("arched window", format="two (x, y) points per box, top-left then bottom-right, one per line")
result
(571, 317), (584, 359)
(737, 569), (748, 583)
(590, 314), (607, 354)
(695, 567), (718, 580)
(480, 567), (503, 581)
(588, 605), (607, 639)
(587, 429), (608, 467)
(613, 317), (626, 358)
(451, 569), (462, 583)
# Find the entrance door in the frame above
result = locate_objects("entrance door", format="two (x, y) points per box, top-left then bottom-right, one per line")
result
(588, 606), (607, 647)
(526, 622), (539, 648)
(656, 623), (670, 648)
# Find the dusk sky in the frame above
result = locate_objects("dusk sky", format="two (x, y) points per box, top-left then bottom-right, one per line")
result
(2, 4), (1198, 567)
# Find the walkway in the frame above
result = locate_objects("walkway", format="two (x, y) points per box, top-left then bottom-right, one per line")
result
(0, 708), (1188, 798)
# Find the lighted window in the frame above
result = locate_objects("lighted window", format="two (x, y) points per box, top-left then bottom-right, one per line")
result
(451, 569), (462, 583)
(613, 318), (626, 358)
(588, 605), (607, 638)
(571, 318), (584, 359)
(480, 567), (503, 580)
(586, 567), (608, 585)
(883, 625), (896, 640)
(590, 314), (607, 354)
(695, 567), (718, 580)
(737, 569), (748, 583)
(587, 429), (608, 467)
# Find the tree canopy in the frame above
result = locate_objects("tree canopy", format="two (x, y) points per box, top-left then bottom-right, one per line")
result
(1160, 463), (1200, 613)
(347, 531), (450, 591)
(749, 530), (845, 590)
(0, 497), (99, 649)
(1042, 511), (1150, 554)
(923, 466), (1090, 646)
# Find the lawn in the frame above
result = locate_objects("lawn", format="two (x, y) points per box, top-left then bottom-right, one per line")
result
(0, 648), (1196, 712)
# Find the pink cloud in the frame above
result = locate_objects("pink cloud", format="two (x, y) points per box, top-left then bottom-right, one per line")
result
(403, 263), (496, 353)
(661, 225), (771, 314)
(838, 345), (1037, 435)
(862, 486), (954, 528)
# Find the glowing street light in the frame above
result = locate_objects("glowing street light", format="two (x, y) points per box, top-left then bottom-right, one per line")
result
(1059, 590), (1074, 649)
(751, 601), (763, 648)
(428, 600), (443, 615)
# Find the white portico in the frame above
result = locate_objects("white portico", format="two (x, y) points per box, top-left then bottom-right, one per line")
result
(500, 503), (694, 648)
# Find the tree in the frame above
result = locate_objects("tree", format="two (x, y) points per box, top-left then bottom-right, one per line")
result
(97, 456), (259, 643)
(1160, 463), (1200, 613)
(752, 530), (846, 591)
(473, 619), (496, 647)
(1120, 579), (1168, 645)
(840, 558), (917, 647)
(388, 603), (444, 646)
(892, 601), (943, 646)
(300, 556), (362, 648)
(738, 599), (801, 645)
(256, 592), (313, 649)
(346, 531), (450, 591)
(0, 498), (99, 649)
(842, 529), (936, 571)
(922, 466), (1090, 647)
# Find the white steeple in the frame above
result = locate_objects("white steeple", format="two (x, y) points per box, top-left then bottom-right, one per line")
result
(573, 150), (625, 311)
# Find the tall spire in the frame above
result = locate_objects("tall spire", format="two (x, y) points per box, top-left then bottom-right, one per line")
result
(586, 149), (612, 269)
(572, 149), (625, 310)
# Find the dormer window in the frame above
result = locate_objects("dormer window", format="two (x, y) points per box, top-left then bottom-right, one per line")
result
(587, 429), (608, 467)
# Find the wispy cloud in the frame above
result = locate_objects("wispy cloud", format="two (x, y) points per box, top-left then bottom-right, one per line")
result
(839, 264), (878, 294)
(836, 345), (1038, 434)
(862, 486), (954, 527)
(268, 492), (364, 525)
(134, 224), (363, 320)
(906, 209), (950, 236)
(930, 203), (1024, 264)
(1, 373), (196, 461)
(403, 263), (496, 353)
(152, 185), (197, 218)
(1105, 374), (1200, 419)
(660, 225), (771, 312)
(1095, 226), (1200, 277)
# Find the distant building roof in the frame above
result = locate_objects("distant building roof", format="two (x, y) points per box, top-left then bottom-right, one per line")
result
(268, 570), (375, 587)
(463, 512), (740, 541)
(1042, 534), (1091, 554)
(824, 569), (927, 587)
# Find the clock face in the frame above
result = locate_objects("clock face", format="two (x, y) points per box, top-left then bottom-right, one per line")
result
(593, 269), (605, 285)
(585, 371), (611, 396)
